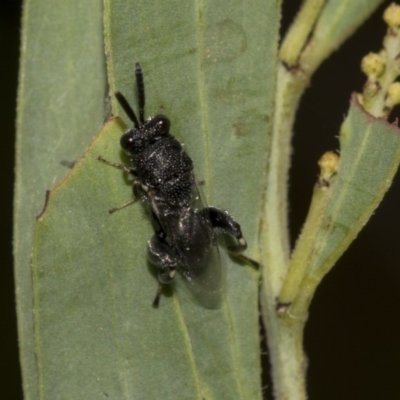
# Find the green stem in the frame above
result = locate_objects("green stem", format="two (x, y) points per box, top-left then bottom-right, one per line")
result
(260, 63), (309, 400)
(279, 0), (326, 66)
(278, 152), (338, 311)
(261, 293), (307, 400)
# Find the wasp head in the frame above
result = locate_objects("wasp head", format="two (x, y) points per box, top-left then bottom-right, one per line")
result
(120, 115), (171, 154)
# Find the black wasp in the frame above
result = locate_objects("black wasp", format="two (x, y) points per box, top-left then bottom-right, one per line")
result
(99, 63), (258, 307)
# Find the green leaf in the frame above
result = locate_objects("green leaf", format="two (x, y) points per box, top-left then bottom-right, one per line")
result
(14, 1), (105, 398)
(31, 0), (280, 398)
(313, 97), (400, 273)
(301, 0), (384, 74)
(284, 97), (400, 315)
(33, 116), (257, 398)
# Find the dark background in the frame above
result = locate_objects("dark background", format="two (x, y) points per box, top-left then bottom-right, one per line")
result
(2, 1), (400, 399)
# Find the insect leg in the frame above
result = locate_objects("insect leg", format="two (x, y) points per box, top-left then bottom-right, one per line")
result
(152, 283), (164, 308)
(97, 155), (138, 176)
(99, 155), (142, 213)
(204, 206), (259, 268)
(107, 181), (143, 214)
(147, 235), (179, 306)
(108, 199), (135, 214)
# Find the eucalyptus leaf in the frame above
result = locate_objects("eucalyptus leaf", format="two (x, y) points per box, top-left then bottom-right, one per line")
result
(14, 1), (105, 398)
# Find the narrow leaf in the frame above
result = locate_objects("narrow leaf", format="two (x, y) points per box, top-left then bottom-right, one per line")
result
(14, 1), (105, 398)
(301, 0), (384, 74)
(289, 96), (400, 314)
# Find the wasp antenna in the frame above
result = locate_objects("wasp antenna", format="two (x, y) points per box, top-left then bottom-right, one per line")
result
(115, 91), (139, 128)
(135, 62), (145, 123)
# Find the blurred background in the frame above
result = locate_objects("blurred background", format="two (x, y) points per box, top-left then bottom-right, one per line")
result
(2, 1), (400, 399)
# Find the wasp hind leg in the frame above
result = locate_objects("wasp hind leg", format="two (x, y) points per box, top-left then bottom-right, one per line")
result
(205, 206), (259, 269)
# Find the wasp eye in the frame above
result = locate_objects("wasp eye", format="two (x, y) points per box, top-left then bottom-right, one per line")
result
(120, 133), (134, 151)
(153, 115), (170, 132)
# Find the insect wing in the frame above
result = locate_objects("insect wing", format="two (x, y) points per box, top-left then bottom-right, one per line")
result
(179, 183), (223, 307)
(154, 181), (223, 307)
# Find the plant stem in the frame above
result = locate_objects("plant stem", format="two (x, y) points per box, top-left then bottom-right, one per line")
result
(260, 63), (309, 400)
(280, 0), (326, 67)
(278, 152), (338, 309)
(261, 290), (307, 400)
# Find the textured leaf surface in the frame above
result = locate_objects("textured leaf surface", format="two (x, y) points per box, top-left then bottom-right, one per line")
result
(14, 1), (105, 398)
(298, 98), (400, 302)
(32, 0), (280, 399)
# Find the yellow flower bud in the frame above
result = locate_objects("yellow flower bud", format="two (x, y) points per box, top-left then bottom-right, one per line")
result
(383, 3), (400, 28)
(318, 152), (339, 186)
(387, 82), (400, 107)
(361, 52), (385, 78)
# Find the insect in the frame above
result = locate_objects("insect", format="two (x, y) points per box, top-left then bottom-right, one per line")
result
(99, 63), (258, 307)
